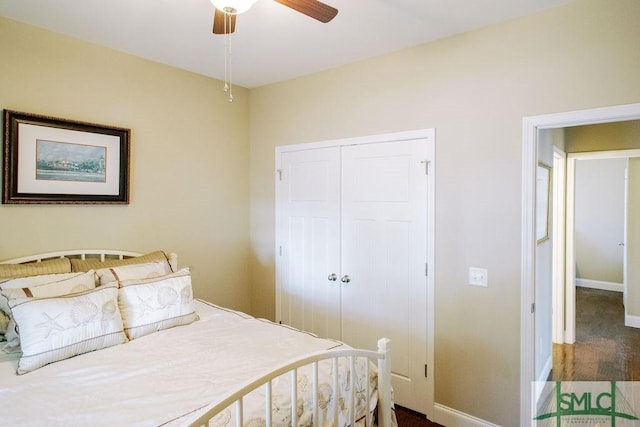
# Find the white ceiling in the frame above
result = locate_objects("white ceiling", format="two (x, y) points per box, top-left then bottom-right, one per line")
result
(0, 0), (575, 88)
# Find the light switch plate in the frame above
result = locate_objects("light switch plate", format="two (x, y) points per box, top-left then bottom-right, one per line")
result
(469, 267), (488, 287)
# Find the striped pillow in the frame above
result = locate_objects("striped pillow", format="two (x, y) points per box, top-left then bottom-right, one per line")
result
(0, 258), (71, 279)
(70, 251), (171, 273)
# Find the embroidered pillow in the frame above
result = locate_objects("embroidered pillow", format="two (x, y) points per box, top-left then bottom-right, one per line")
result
(9, 284), (127, 374)
(96, 261), (173, 286)
(0, 271), (97, 352)
(118, 268), (198, 340)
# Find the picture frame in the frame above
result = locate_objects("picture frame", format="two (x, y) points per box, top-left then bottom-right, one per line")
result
(536, 162), (551, 243)
(2, 110), (130, 204)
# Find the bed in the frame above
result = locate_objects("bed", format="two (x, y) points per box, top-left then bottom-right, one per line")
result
(0, 249), (395, 427)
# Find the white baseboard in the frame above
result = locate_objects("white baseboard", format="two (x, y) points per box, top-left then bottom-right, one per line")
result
(433, 403), (500, 427)
(626, 314), (640, 328)
(575, 278), (623, 293)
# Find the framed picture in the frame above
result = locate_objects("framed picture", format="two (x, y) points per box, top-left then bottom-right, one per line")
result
(2, 110), (130, 204)
(536, 162), (551, 243)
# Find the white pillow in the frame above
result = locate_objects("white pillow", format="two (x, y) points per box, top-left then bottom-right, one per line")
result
(0, 272), (88, 290)
(9, 284), (127, 374)
(0, 271), (97, 352)
(96, 261), (173, 286)
(118, 268), (198, 340)
(1, 271), (96, 299)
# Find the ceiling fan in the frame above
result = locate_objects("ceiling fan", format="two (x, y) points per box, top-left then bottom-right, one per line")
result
(211, 0), (338, 35)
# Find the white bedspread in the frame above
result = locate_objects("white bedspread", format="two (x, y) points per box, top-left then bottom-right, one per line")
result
(0, 300), (376, 426)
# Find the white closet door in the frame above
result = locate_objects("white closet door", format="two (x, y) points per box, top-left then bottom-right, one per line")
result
(340, 139), (429, 413)
(276, 147), (342, 340)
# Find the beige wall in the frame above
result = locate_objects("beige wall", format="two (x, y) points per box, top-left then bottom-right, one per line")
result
(566, 120), (640, 152)
(248, 0), (640, 424)
(566, 121), (640, 284)
(575, 158), (626, 283)
(0, 17), (252, 312)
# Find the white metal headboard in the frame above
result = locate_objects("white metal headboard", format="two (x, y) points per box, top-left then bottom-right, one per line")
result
(0, 249), (178, 271)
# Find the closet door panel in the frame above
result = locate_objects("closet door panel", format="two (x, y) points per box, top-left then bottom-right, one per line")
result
(277, 147), (342, 340)
(340, 139), (428, 412)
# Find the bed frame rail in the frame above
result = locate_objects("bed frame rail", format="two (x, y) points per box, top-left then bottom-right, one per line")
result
(188, 338), (392, 427)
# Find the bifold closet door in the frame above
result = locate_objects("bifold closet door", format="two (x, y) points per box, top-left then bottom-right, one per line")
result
(340, 140), (428, 412)
(277, 138), (430, 414)
(277, 147), (342, 340)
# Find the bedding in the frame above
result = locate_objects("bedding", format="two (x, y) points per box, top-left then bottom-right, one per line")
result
(0, 300), (386, 426)
(0, 250), (394, 426)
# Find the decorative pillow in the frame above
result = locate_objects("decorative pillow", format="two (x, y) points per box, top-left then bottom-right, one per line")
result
(0, 272), (87, 290)
(118, 268), (198, 340)
(70, 251), (172, 273)
(0, 258), (71, 279)
(96, 261), (173, 286)
(0, 271), (97, 352)
(8, 284), (127, 374)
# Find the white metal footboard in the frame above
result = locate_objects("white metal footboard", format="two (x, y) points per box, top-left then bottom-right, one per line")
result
(188, 338), (392, 427)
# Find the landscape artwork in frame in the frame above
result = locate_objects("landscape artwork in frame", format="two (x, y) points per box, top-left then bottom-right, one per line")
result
(2, 110), (130, 204)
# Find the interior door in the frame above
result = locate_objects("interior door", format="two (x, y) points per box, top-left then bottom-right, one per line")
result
(340, 139), (429, 413)
(276, 147), (342, 340)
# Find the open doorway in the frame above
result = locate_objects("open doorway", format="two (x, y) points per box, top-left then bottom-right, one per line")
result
(533, 120), (640, 382)
(562, 149), (640, 342)
(550, 150), (640, 381)
(520, 103), (640, 425)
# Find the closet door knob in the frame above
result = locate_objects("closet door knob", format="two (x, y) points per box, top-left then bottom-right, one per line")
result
(341, 275), (351, 283)
(328, 273), (338, 281)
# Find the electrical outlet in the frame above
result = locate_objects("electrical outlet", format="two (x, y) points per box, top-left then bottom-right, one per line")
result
(469, 267), (488, 287)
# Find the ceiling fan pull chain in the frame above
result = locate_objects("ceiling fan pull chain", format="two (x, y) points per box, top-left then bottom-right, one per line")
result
(228, 14), (233, 103)
(223, 13), (229, 94)
(222, 11), (233, 102)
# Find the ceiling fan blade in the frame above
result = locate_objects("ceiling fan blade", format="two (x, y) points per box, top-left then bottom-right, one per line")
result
(274, 0), (338, 23)
(212, 9), (236, 34)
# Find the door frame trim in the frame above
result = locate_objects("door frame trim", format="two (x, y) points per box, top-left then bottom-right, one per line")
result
(551, 147), (566, 344)
(521, 103), (640, 425)
(275, 129), (434, 153)
(275, 128), (436, 417)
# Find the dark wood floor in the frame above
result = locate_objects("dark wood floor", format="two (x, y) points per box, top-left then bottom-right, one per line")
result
(395, 406), (444, 427)
(551, 286), (640, 381)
